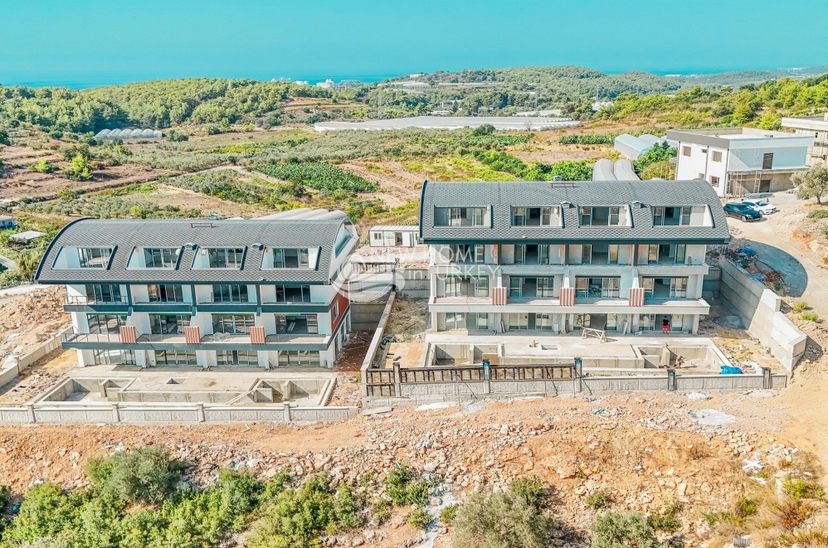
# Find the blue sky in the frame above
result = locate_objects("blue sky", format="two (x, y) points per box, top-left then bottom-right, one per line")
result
(1, 0), (827, 87)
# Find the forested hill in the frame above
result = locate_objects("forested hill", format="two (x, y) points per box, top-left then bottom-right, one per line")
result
(0, 78), (333, 134)
(387, 66), (686, 100)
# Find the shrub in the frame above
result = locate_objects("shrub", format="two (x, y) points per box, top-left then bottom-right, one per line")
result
(591, 511), (663, 548)
(371, 498), (392, 525)
(166, 129), (189, 142)
(559, 134), (616, 145)
(647, 502), (682, 533)
(806, 209), (828, 219)
(769, 496), (815, 530)
(452, 486), (558, 548)
(64, 153), (93, 181)
(508, 476), (549, 510)
(385, 465), (430, 507)
(801, 311), (820, 322)
(86, 445), (187, 504)
(586, 490), (612, 509)
(29, 160), (54, 173)
(256, 162), (378, 193)
(793, 301), (809, 313)
(735, 495), (758, 517)
(472, 124), (495, 136)
(440, 504), (459, 525)
(5, 482), (77, 543)
(783, 478), (825, 500)
(407, 508), (432, 529)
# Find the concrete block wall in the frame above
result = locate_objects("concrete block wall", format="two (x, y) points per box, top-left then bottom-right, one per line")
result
(0, 326), (73, 390)
(719, 260), (807, 370)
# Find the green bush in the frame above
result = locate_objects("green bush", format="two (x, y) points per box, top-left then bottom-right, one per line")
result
(29, 159), (55, 173)
(806, 209), (828, 219)
(472, 124), (495, 136)
(166, 129), (189, 142)
(4, 481), (78, 543)
(256, 162), (378, 193)
(793, 301), (808, 313)
(586, 490), (612, 509)
(783, 478), (826, 500)
(452, 485), (558, 548)
(559, 134), (616, 145)
(64, 153), (93, 181)
(634, 142), (677, 172)
(371, 498), (392, 525)
(801, 311), (820, 322)
(86, 445), (187, 504)
(647, 502), (682, 533)
(735, 495), (758, 517)
(591, 511), (664, 548)
(440, 504), (459, 525)
(507, 476), (549, 510)
(247, 473), (362, 548)
(385, 465), (430, 507)
(407, 508), (432, 529)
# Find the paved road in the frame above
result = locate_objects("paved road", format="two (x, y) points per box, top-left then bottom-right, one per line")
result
(728, 198), (828, 318)
(0, 253), (16, 272)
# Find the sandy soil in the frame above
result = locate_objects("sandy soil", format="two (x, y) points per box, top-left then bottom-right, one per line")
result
(0, 286), (71, 357)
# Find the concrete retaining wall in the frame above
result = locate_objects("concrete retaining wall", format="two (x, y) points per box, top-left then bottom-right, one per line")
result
(360, 293), (396, 396)
(719, 260), (807, 370)
(0, 403), (359, 424)
(351, 302), (389, 331)
(703, 267), (721, 301)
(398, 268), (429, 299)
(364, 372), (787, 407)
(0, 326), (73, 389)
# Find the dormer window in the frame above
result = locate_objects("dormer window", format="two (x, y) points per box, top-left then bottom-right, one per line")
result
(127, 247), (180, 269)
(274, 247), (310, 269)
(652, 206), (710, 226)
(192, 247), (245, 269)
(434, 206), (489, 227)
(78, 248), (113, 268)
(511, 206), (562, 227)
(580, 206), (627, 227)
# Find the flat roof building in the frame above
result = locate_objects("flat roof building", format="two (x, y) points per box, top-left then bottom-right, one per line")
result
(35, 211), (358, 369)
(781, 113), (828, 167)
(667, 128), (813, 197)
(419, 180), (729, 336)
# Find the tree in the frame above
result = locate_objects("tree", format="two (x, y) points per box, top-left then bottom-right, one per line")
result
(452, 478), (557, 548)
(640, 160), (676, 180)
(634, 142), (677, 172)
(64, 153), (93, 181)
(17, 249), (43, 281)
(86, 445), (187, 504)
(0, 128), (10, 146)
(591, 511), (664, 548)
(793, 164), (828, 205)
(472, 124), (495, 136)
(29, 160), (55, 173)
(758, 111), (781, 130)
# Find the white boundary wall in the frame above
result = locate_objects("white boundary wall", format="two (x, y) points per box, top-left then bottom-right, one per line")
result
(0, 326), (73, 389)
(719, 260), (807, 370)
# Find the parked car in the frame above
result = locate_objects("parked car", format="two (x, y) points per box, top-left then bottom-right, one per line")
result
(742, 199), (777, 215)
(723, 203), (762, 222)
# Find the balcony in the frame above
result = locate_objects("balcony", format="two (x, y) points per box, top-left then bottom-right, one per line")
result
(64, 295), (130, 312)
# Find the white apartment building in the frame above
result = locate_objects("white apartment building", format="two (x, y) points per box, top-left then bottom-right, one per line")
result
(35, 210), (358, 368)
(667, 128), (813, 197)
(419, 180), (730, 336)
(781, 113), (828, 166)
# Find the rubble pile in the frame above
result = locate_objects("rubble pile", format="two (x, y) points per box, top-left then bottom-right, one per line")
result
(0, 286), (70, 357)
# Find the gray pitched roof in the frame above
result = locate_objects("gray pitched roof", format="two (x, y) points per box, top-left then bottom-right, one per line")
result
(419, 180), (731, 244)
(36, 214), (356, 284)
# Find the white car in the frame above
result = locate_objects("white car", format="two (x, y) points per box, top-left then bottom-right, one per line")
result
(742, 199), (777, 215)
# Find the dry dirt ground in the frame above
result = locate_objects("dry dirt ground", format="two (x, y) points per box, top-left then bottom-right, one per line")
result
(0, 285), (71, 358)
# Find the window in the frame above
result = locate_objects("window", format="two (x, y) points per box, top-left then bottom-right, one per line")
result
(93, 349), (135, 365)
(574, 314), (591, 329)
(642, 277), (689, 299)
(154, 349), (197, 366)
(278, 350), (320, 366)
(147, 284), (185, 303)
(580, 206), (622, 226)
(207, 248), (244, 269)
(511, 206), (561, 227)
(712, 151), (722, 162)
(471, 313), (489, 330)
(217, 350), (258, 366)
(78, 247), (113, 268)
(445, 313), (466, 330)
(639, 244), (686, 265)
(653, 206), (694, 226)
(575, 277), (620, 298)
(211, 314), (254, 334)
(508, 313), (529, 331)
(142, 247), (178, 268)
(274, 284), (311, 303)
(536, 314), (554, 330)
(509, 277), (554, 298)
(149, 315), (190, 335)
(710, 176), (720, 187)
(445, 276), (488, 298)
(589, 243), (619, 265)
(275, 314), (318, 334)
(87, 314), (126, 334)
(762, 153), (774, 170)
(372, 232), (382, 241)
(84, 284), (123, 304)
(273, 247), (310, 269)
(211, 284), (249, 303)
(682, 146), (691, 157)
(434, 206), (488, 227)
(332, 302), (340, 321)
